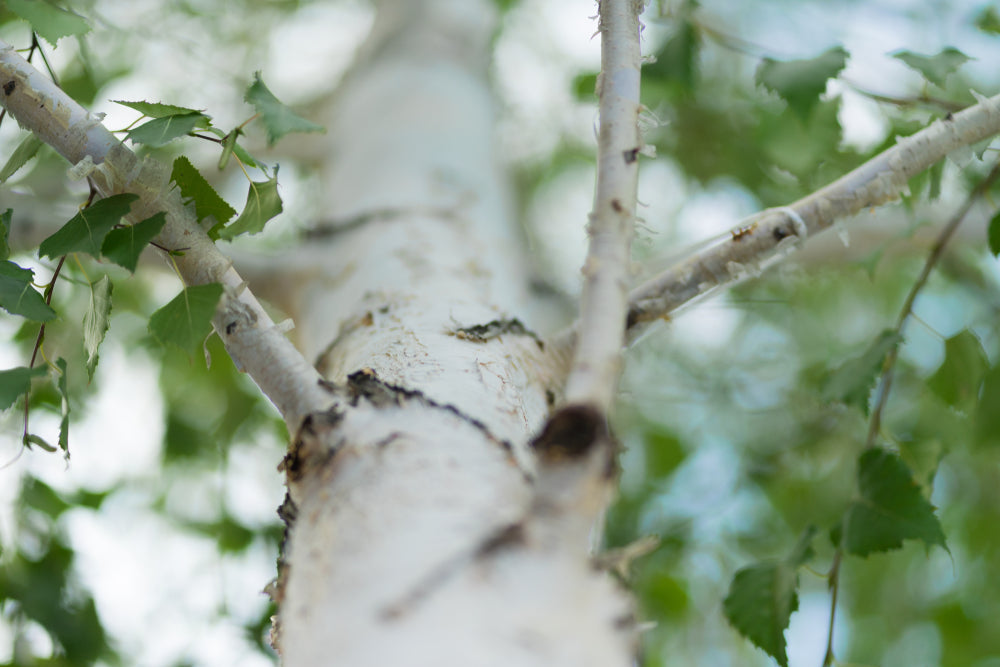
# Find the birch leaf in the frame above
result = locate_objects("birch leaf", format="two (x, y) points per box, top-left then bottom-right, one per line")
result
(245, 72), (324, 145)
(892, 48), (971, 88)
(988, 210), (1000, 257)
(127, 113), (210, 148)
(113, 100), (206, 118)
(101, 212), (166, 273)
(822, 330), (901, 413)
(723, 527), (816, 667)
(927, 329), (988, 407)
(171, 157), (236, 226)
(149, 283), (223, 359)
(217, 172), (282, 240)
(0, 261), (56, 321)
(842, 448), (948, 556)
(83, 276), (113, 381)
(39, 194), (139, 259)
(0, 134), (44, 184)
(756, 46), (848, 120)
(54, 358), (69, 454)
(5, 0), (90, 45)
(0, 366), (47, 411)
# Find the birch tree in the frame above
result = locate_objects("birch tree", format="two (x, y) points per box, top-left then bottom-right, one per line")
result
(3, 0), (1000, 666)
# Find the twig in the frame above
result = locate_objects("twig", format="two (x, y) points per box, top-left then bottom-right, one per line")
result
(562, 0), (645, 411)
(0, 39), (331, 427)
(866, 160), (1000, 447)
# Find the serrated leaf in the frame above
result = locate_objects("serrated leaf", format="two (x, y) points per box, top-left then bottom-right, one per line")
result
(0, 366), (47, 411)
(101, 212), (166, 273)
(823, 330), (901, 412)
(6, 0), (90, 45)
(0, 209), (11, 261)
(0, 134), (43, 184)
(892, 48), (971, 88)
(0, 260), (56, 321)
(148, 283), (223, 359)
(113, 100), (206, 118)
(126, 112), (209, 148)
(83, 276), (112, 381)
(976, 7), (1000, 35)
(245, 72), (324, 145)
(39, 194), (138, 259)
(54, 357), (69, 454)
(842, 448), (948, 556)
(723, 527), (816, 667)
(756, 46), (848, 120)
(928, 330), (988, 407)
(988, 211), (1000, 257)
(171, 157), (236, 227)
(217, 172), (282, 240)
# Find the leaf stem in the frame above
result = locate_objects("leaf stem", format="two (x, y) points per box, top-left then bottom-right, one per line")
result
(822, 548), (843, 667)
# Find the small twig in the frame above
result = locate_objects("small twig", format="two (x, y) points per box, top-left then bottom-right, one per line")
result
(866, 159), (1000, 447)
(822, 549), (842, 667)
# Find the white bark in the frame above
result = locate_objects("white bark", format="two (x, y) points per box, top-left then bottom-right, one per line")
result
(274, 2), (633, 664)
(563, 0), (645, 411)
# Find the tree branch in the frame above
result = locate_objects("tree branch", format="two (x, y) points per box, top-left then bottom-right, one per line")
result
(0, 40), (331, 427)
(626, 91), (1000, 333)
(562, 0), (646, 411)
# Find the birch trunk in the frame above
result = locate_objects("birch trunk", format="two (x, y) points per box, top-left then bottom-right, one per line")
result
(273, 1), (635, 664)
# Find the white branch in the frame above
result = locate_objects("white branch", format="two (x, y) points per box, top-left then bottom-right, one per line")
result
(562, 0), (645, 411)
(0, 41), (331, 427)
(626, 91), (1000, 331)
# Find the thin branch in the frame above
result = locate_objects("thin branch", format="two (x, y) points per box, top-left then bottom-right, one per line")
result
(624, 91), (1000, 334)
(562, 0), (645, 411)
(0, 40), (331, 427)
(866, 160), (1000, 447)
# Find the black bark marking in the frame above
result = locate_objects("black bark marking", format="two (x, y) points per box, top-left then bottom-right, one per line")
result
(452, 317), (544, 349)
(225, 321), (237, 335)
(531, 404), (607, 462)
(280, 408), (344, 483)
(346, 368), (514, 454)
(623, 147), (640, 164)
(611, 198), (624, 213)
(773, 224), (792, 241)
(2, 80), (14, 96)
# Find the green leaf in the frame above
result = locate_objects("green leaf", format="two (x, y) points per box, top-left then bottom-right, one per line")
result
(756, 46), (848, 120)
(126, 112), (210, 148)
(0, 366), (47, 411)
(101, 211), (166, 273)
(148, 283), (223, 359)
(892, 48), (971, 88)
(0, 209), (11, 261)
(54, 357), (69, 454)
(0, 260), (56, 321)
(988, 210), (1000, 257)
(842, 448), (948, 556)
(928, 329), (988, 407)
(171, 156), (236, 227)
(217, 172), (282, 240)
(5, 0), (90, 45)
(822, 330), (901, 412)
(24, 432), (57, 451)
(83, 275), (112, 381)
(0, 133), (44, 184)
(975, 365), (1000, 446)
(217, 129), (239, 170)
(39, 194), (139, 259)
(245, 72), (324, 145)
(113, 100), (206, 118)
(722, 528), (814, 667)
(976, 7), (1000, 35)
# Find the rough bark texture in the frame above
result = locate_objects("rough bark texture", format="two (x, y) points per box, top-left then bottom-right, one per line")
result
(274, 1), (635, 665)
